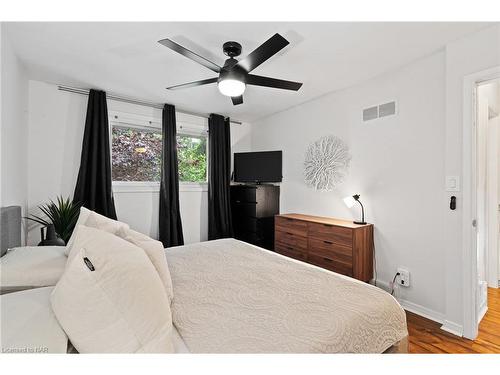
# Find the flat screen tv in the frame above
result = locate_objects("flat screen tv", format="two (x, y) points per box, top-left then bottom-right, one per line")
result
(233, 151), (282, 183)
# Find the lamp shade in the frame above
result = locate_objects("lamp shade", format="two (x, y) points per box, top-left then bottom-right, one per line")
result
(218, 79), (246, 97)
(343, 196), (356, 208)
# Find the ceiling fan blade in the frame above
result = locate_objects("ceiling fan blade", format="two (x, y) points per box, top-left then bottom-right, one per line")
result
(158, 38), (221, 73)
(246, 74), (302, 91)
(231, 95), (243, 105)
(166, 77), (218, 90)
(236, 33), (289, 73)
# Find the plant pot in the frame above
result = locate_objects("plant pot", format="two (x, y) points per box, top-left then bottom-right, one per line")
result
(38, 224), (66, 246)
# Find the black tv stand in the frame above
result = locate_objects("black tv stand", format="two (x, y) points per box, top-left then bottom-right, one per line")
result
(230, 184), (280, 250)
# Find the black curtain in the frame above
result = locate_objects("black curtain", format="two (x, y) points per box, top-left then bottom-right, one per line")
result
(73, 89), (117, 219)
(159, 104), (184, 247)
(208, 114), (233, 240)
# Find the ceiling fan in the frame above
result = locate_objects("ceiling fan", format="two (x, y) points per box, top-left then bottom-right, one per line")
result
(158, 33), (303, 106)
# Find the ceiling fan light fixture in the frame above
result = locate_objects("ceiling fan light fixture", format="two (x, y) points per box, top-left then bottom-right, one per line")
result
(160, 34), (302, 105)
(218, 79), (246, 97)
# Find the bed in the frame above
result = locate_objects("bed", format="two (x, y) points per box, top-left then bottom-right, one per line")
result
(1, 239), (407, 353)
(166, 239), (408, 353)
(1, 206), (22, 258)
(0, 205), (408, 353)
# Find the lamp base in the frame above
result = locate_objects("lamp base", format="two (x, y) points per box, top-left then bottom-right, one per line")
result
(353, 221), (367, 225)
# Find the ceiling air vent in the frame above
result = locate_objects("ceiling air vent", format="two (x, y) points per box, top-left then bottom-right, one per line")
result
(363, 101), (397, 122)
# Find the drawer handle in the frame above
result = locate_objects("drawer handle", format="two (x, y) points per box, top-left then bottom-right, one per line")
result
(287, 246), (293, 251)
(322, 257), (333, 262)
(286, 232), (294, 236)
(323, 240), (333, 245)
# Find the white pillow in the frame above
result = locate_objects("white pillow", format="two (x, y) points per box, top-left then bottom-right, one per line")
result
(64, 206), (91, 252)
(117, 227), (174, 303)
(1, 287), (68, 353)
(51, 226), (174, 353)
(0, 246), (67, 292)
(65, 207), (129, 256)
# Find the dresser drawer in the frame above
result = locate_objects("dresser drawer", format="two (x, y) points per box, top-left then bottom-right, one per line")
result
(275, 229), (307, 250)
(308, 254), (353, 277)
(308, 222), (353, 247)
(233, 216), (262, 233)
(275, 242), (307, 261)
(275, 216), (308, 237)
(308, 238), (353, 265)
(231, 186), (256, 203)
(231, 202), (257, 218)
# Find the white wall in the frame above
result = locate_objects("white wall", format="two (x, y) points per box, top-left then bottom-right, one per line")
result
(477, 81), (499, 290)
(498, 83), (500, 204)
(250, 51), (447, 318)
(476, 84), (489, 284)
(498, 83), (500, 203)
(26, 80), (250, 245)
(231, 120), (253, 169)
(1, 26), (29, 244)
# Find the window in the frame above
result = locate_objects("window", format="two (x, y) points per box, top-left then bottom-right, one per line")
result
(112, 125), (162, 182)
(111, 124), (208, 184)
(177, 134), (207, 183)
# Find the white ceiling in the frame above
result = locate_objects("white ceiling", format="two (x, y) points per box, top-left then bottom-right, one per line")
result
(5, 22), (491, 122)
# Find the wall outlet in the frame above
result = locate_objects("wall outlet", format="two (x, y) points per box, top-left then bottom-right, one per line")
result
(397, 268), (410, 287)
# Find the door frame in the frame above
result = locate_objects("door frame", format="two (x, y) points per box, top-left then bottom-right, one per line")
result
(462, 66), (500, 339)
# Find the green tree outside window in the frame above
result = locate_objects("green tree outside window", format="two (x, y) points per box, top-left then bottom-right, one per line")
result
(111, 126), (207, 183)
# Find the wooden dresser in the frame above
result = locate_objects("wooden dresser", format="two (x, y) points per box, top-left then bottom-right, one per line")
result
(274, 213), (374, 282)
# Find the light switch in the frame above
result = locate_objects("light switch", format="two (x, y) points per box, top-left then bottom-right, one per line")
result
(446, 176), (460, 192)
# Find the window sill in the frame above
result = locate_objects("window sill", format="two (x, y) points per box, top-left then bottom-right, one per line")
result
(112, 181), (208, 193)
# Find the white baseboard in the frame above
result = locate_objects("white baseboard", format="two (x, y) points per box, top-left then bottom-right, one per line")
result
(441, 320), (464, 336)
(374, 279), (463, 337)
(397, 298), (444, 323)
(478, 304), (488, 324)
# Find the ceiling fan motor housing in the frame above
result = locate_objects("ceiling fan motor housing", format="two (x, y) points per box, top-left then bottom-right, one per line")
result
(223, 41), (242, 57)
(218, 64), (246, 83)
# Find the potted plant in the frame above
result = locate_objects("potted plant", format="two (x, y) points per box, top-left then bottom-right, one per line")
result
(26, 196), (81, 245)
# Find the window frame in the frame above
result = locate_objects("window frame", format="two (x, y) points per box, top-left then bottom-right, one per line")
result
(109, 110), (209, 192)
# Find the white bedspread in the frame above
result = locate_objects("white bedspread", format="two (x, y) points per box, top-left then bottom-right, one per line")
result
(166, 239), (408, 353)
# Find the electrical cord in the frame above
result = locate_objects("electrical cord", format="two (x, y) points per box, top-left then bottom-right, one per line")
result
(390, 272), (401, 296)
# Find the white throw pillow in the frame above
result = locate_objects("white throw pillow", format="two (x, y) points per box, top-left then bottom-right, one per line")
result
(65, 207), (129, 256)
(117, 227), (174, 303)
(64, 207), (91, 253)
(51, 226), (174, 353)
(1, 287), (68, 353)
(0, 246), (67, 291)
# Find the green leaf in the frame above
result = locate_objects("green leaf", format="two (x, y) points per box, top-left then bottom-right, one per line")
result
(25, 196), (82, 243)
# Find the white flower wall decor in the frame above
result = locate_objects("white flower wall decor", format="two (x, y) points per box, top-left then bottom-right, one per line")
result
(304, 135), (351, 191)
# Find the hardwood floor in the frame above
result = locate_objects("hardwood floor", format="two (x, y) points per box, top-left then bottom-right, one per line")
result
(407, 288), (500, 353)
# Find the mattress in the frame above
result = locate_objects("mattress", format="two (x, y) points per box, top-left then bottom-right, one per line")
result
(0, 246), (67, 294)
(166, 238), (408, 353)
